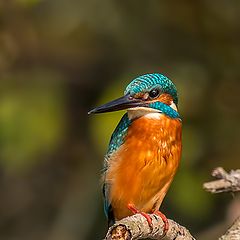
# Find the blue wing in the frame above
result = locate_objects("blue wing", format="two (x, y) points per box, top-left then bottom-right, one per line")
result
(102, 113), (131, 226)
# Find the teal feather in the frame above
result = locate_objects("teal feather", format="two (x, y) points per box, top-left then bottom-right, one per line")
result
(106, 113), (131, 157)
(149, 102), (181, 119)
(124, 73), (178, 104)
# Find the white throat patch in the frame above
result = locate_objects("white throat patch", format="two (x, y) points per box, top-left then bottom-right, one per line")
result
(127, 107), (162, 120)
(169, 101), (178, 111)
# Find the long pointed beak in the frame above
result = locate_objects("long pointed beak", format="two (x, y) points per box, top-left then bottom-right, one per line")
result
(88, 94), (145, 114)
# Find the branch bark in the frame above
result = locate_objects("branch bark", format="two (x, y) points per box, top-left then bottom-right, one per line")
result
(104, 213), (195, 240)
(219, 216), (240, 240)
(203, 167), (240, 193)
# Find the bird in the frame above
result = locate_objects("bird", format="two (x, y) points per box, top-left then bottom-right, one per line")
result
(89, 73), (182, 233)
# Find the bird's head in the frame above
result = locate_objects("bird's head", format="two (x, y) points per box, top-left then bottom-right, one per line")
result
(89, 73), (180, 119)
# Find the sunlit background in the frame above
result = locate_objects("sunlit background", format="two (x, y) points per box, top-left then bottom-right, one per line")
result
(0, 1), (239, 240)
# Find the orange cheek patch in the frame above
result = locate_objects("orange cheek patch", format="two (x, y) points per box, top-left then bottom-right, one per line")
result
(154, 93), (173, 105)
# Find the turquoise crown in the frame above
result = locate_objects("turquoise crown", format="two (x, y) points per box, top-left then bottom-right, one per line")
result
(124, 73), (178, 105)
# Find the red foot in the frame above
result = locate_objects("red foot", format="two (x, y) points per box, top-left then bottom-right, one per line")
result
(127, 203), (153, 228)
(153, 210), (169, 236)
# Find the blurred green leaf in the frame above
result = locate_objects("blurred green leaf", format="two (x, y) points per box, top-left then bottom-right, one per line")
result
(168, 168), (214, 219)
(0, 70), (66, 172)
(15, 0), (42, 7)
(182, 125), (206, 167)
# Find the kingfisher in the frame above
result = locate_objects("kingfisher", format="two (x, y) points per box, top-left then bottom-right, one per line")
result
(89, 73), (182, 233)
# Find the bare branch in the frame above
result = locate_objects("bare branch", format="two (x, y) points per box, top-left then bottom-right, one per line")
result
(219, 216), (240, 240)
(203, 167), (240, 193)
(104, 213), (195, 240)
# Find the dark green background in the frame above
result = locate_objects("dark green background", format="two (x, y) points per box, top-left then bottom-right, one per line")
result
(0, 1), (239, 239)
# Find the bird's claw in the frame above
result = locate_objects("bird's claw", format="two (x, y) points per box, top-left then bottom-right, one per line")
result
(127, 203), (153, 228)
(153, 210), (169, 236)
(127, 204), (169, 237)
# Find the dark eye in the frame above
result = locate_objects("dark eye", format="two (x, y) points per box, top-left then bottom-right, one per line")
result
(149, 89), (160, 99)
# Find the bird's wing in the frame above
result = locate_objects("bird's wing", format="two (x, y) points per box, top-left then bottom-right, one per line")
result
(107, 113), (131, 156)
(102, 113), (131, 226)
(102, 113), (131, 172)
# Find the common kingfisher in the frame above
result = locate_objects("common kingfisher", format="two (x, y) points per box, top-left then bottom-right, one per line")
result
(89, 73), (182, 232)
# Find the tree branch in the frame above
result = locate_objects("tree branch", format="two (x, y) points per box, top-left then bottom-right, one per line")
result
(104, 213), (195, 240)
(203, 167), (240, 193)
(219, 216), (240, 240)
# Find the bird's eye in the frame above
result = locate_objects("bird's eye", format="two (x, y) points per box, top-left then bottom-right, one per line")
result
(149, 89), (160, 99)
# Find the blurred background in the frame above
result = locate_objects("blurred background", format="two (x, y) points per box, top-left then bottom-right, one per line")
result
(0, 0), (239, 239)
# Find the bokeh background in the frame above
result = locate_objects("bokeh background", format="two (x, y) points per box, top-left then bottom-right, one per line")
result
(0, 1), (239, 239)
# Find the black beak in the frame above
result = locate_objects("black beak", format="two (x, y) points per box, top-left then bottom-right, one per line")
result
(88, 94), (145, 114)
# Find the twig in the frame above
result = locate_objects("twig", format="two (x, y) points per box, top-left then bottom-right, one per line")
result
(104, 213), (195, 240)
(203, 167), (240, 193)
(219, 216), (240, 240)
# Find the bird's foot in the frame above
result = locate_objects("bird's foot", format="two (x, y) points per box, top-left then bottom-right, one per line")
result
(153, 210), (169, 236)
(127, 203), (153, 228)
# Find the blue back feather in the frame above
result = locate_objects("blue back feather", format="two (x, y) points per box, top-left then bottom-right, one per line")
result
(107, 113), (131, 156)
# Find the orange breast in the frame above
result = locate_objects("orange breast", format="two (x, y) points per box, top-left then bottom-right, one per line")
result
(105, 114), (182, 220)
